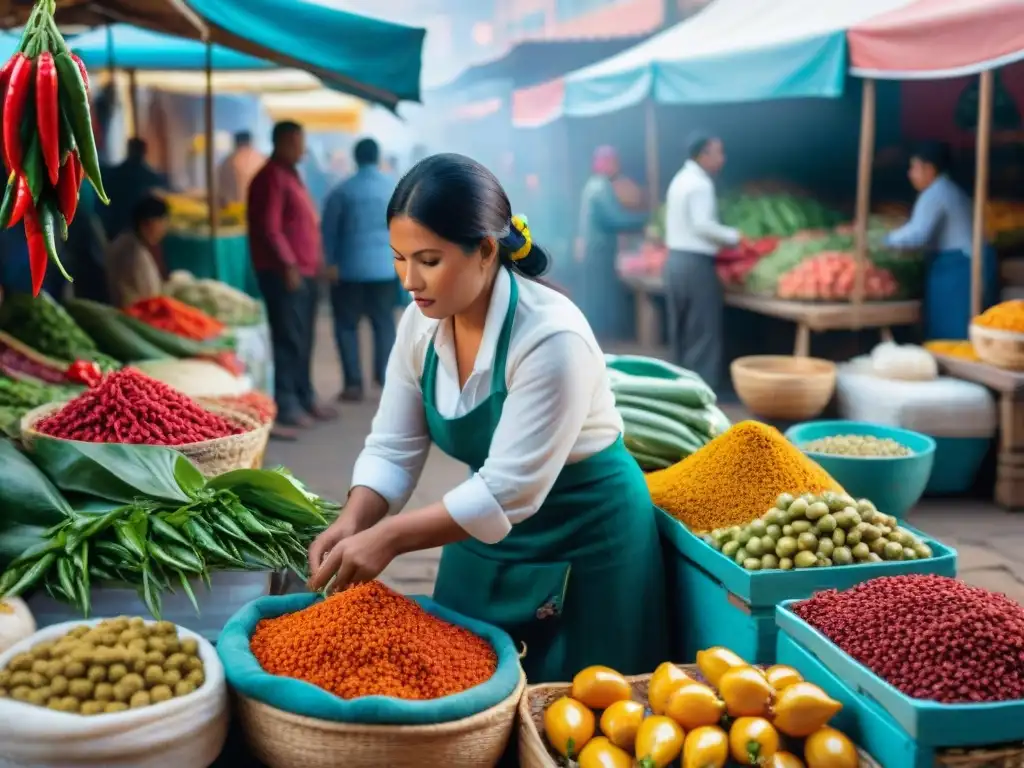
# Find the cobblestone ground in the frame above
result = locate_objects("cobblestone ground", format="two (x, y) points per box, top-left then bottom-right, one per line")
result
(267, 316), (1024, 605)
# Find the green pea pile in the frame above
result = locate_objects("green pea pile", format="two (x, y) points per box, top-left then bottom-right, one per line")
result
(0, 617), (205, 714)
(703, 491), (934, 571)
(802, 434), (912, 457)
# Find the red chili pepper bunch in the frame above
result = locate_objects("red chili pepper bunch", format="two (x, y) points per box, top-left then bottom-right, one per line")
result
(64, 358), (101, 387)
(0, 0), (108, 296)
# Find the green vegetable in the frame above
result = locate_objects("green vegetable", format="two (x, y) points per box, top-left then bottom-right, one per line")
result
(63, 298), (171, 362)
(0, 292), (119, 370)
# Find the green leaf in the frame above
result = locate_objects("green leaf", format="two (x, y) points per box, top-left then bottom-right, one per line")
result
(0, 523), (49, 570)
(0, 438), (73, 527)
(206, 469), (324, 522)
(27, 437), (198, 504)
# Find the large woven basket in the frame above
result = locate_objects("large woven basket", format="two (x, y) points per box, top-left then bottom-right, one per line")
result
(731, 355), (837, 420)
(235, 669), (526, 768)
(518, 664), (881, 768)
(969, 324), (1024, 370)
(936, 745), (1024, 768)
(20, 401), (270, 476)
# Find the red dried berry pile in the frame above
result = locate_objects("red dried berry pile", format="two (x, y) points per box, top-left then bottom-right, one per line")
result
(36, 367), (245, 445)
(793, 575), (1024, 703)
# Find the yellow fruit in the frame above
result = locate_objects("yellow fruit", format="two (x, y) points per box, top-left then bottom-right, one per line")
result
(578, 736), (634, 768)
(719, 666), (775, 717)
(572, 666), (632, 710)
(805, 727), (858, 768)
(647, 662), (691, 715)
(769, 751), (806, 768)
(729, 717), (780, 766)
(764, 665), (804, 691)
(543, 696), (595, 758)
(772, 682), (843, 737)
(664, 682), (726, 730)
(696, 647), (746, 688)
(635, 716), (685, 768)
(600, 699), (646, 751)
(682, 725), (729, 768)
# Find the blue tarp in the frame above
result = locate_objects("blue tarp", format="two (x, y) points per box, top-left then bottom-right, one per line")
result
(67, 25), (274, 71)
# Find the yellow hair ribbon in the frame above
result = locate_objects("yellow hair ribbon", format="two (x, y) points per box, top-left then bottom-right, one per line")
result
(509, 214), (532, 261)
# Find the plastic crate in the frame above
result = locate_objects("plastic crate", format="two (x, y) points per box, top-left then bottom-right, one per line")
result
(656, 508), (958, 608)
(776, 600), (1024, 747)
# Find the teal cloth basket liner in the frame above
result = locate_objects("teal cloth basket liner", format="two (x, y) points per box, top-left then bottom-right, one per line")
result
(218, 592), (521, 725)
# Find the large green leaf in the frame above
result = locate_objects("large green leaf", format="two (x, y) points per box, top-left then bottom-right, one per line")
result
(206, 468), (325, 523)
(0, 439), (73, 527)
(0, 523), (48, 569)
(27, 438), (202, 504)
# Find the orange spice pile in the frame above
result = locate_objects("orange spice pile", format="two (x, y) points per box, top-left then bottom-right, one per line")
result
(250, 581), (497, 700)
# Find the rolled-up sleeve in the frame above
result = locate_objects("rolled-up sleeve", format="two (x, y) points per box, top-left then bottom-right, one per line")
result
(443, 332), (601, 544)
(350, 308), (432, 512)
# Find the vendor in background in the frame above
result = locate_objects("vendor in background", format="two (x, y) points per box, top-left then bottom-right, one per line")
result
(663, 132), (739, 392)
(216, 130), (266, 207)
(307, 153), (668, 682)
(101, 138), (172, 240)
(885, 142), (997, 340)
(575, 145), (649, 341)
(105, 196), (169, 309)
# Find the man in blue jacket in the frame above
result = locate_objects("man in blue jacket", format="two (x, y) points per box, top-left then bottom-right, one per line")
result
(322, 138), (397, 402)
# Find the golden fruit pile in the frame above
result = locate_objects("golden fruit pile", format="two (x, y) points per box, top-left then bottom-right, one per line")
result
(542, 646), (860, 768)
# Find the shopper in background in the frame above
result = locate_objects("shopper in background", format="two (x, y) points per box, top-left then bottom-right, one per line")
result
(575, 145), (649, 340)
(248, 121), (338, 440)
(322, 138), (398, 402)
(101, 138), (171, 240)
(216, 130), (266, 207)
(663, 132), (740, 393)
(885, 141), (996, 340)
(105, 196), (169, 309)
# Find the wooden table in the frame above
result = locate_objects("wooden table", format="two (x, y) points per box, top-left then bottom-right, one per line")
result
(933, 354), (1024, 510)
(619, 272), (921, 356)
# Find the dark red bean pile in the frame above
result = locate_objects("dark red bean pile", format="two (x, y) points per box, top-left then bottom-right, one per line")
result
(793, 574), (1024, 703)
(36, 367), (245, 445)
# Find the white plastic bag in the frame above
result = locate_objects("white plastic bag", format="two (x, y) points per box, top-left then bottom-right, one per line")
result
(0, 620), (228, 768)
(870, 342), (939, 381)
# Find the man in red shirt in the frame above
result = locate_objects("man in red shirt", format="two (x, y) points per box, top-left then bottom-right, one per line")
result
(248, 121), (337, 438)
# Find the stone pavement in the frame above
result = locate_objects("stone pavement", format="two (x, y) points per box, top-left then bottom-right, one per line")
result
(266, 316), (1024, 604)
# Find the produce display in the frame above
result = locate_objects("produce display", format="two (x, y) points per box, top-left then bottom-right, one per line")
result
(541, 647), (861, 768)
(985, 200), (1024, 246)
(0, 617), (205, 712)
(132, 359), (249, 399)
(793, 575), (1024, 703)
(124, 296), (226, 342)
(0, 329), (74, 383)
(647, 421), (843, 532)
(164, 195), (245, 232)
(0, 373), (79, 435)
(605, 355), (729, 471)
(34, 368), (245, 445)
(251, 581), (496, 700)
(165, 271), (263, 327)
(703, 493), (934, 571)
(924, 339), (978, 361)
(716, 237), (779, 288)
(776, 252), (899, 301)
(204, 391), (276, 424)
(800, 435), (912, 458)
(719, 193), (845, 238)
(0, 1), (106, 296)
(974, 300), (1024, 333)
(0, 292), (120, 371)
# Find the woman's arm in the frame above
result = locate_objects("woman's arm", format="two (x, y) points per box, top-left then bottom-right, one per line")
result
(593, 179), (649, 233)
(886, 186), (943, 250)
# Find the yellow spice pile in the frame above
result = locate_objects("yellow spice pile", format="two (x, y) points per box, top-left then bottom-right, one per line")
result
(975, 300), (1024, 333)
(647, 420), (844, 532)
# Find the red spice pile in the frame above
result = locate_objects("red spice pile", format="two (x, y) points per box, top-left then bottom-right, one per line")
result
(208, 391), (276, 424)
(793, 575), (1024, 703)
(36, 367), (245, 445)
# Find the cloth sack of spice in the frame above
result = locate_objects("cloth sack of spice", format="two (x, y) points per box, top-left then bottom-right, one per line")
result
(218, 591), (522, 725)
(0, 620), (227, 768)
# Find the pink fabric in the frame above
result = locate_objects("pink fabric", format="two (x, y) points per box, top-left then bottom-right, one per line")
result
(247, 159), (323, 278)
(512, 78), (566, 127)
(849, 0), (1024, 75)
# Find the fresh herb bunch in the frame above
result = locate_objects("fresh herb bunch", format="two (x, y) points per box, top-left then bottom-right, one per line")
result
(0, 0), (108, 295)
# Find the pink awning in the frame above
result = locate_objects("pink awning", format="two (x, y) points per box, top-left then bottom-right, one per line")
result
(849, 0), (1024, 78)
(512, 78), (567, 127)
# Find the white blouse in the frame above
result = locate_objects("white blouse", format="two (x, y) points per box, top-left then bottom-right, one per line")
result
(350, 268), (623, 545)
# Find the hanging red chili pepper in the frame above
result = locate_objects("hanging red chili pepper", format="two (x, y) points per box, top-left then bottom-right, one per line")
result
(0, 174), (31, 229)
(35, 51), (60, 186)
(3, 54), (34, 176)
(24, 206), (48, 297)
(56, 153), (78, 224)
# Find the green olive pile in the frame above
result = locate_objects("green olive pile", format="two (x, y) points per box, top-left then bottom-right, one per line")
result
(802, 434), (913, 457)
(0, 617), (205, 714)
(702, 492), (934, 571)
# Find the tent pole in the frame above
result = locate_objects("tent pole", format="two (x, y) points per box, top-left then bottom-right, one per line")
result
(644, 99), (659, 209)
(971, 69), (994, 319)
(127, 69), (140, 137)
(853, 78), (876, 315)
(205, 40), (218, 246)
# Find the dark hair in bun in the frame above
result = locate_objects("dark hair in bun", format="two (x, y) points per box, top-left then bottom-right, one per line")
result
(387, 153), (550, 279)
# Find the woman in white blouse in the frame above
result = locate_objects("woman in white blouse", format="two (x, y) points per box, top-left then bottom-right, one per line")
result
(307, 153), (668, 682)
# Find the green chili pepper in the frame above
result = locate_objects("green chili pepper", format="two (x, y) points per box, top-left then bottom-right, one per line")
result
(230, 504), (273, 536)
(56, 555), (79, 609)
(0, 563), (28, 594)
(140, 563), (161, 619)
(114, 520), (147, 560)
(8, 531), (66, 569)
(89, 565), (115, 582)
(53, 52), (108, 203)
(76, 541), (91, 617)
(57, 106), (75, 163)
(38, 198), (72, 280)
(185, 518), (242, 565)
(94, 539), (138, 563)
(23, 131), (44, 203)
(147, 540), (201, 574)
(177, 570), (201, 615)
(208, 512), (249, 541)
(151, 516), (193, 548)
(78, 507), (127, 540)
(3, 552), (57, 598)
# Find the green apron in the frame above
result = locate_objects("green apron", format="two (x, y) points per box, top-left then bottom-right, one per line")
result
(426, 272), (669, 683)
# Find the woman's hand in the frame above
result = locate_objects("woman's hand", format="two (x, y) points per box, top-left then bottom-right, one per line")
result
(307, 486), (390, 576)
(307, 521), (399, 594)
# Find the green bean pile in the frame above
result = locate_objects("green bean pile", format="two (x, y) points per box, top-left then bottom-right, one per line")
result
(0, 488), (338, 619)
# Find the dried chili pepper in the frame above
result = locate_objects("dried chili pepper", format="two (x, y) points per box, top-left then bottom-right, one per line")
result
(24, 206), (48, 297)
(0, 173), (29, 229)
(56, 154), (78, 224)
(53, 52), (107, 204)
(3, 54), (34, 176)
(35, 51), (60, 186)
(38, 197), (71, 281)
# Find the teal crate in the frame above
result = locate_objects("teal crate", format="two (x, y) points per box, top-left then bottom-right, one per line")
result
(656, 508), (958, 608)
(777, 601), (1024, 748)
(776, 632), (929, 768)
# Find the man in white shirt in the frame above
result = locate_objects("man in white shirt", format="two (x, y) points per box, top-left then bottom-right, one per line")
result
(663, 133), (740, 391)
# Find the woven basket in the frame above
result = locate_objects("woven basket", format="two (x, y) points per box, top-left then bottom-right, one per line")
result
(517, 664), (881, 768)
(20, 401), (270, 476)
(969, 324), (1024, 370)
(936, 745), (1024, 768)
(731, 355), (837, 421)
(235, 669), (525, 768)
